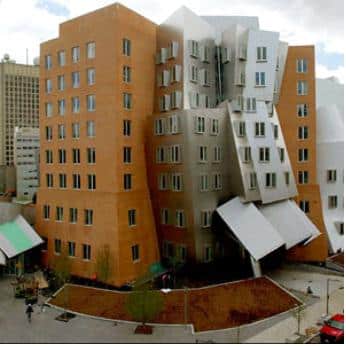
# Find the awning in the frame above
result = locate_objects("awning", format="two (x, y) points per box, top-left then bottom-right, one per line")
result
(258, 200), (320, 249)
(217, 197), (285, 261)
(0, 215), (43, 259)
(0, 250), (6, 266)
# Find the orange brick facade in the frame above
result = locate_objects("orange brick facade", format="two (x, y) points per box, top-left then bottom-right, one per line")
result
(36, 4), (159, 286)
(277, 46), (329, 262)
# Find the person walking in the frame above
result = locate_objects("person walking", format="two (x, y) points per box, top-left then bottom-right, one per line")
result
(26, 303), (34, 323)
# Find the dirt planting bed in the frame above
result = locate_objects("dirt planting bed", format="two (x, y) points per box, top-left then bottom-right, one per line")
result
(49, 277), (300, 332)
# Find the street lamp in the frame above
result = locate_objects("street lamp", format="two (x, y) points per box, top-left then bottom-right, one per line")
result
(326, 278), (342, 316)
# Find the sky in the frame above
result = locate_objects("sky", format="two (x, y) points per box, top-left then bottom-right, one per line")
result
(0, 0), (344, 83)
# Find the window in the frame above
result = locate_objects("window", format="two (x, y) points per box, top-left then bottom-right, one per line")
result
(300, 200), (310, 213)
(72, 46), (80, 63)
(87, 120), (95, 138)
(189, 40), (199, 58)
(87, 68), (95, 85)
(200, 45), (210, 63)
(87, 174), (96, 190)
(328, 196), (338, 209)
(249, 172), (257, 190)
(128, 209), (136, 226)
(87, 42), (95, 59)
(156, 147), (165, 163)
(123, 66), (131, 83)
(255, 72), (266, 86)
(204, 246), (213, 263)
(168, 41), (179, 59)
(255, 122), (265, 137)
(43, 205), (50, 220)
(176, 245), (187, 262)
(58, 75), (65, 91)
(131, 244), (139, 261)
(199, 146), (208, 163)
(82, 244), (91, 260)
(123, 38), (131, 56)
(84, 209), (93, 225)
(298, 171), (309, 184)
(170, 91), (182, 109)
(190, 65), (198, 83)
(160, 209), (169, 225)
(45, 55), (52, 69)
(211, 119), (219, 135)
(58, 124), (65, 140)
(212, 173), (222, 190)
(297, 104), (308, 117)
(45, 79), (52, 93)
(72, 97), (80, 113)
(297, 81), (308, 95)
(172, 173), (183, 191)
(59, 174), (67, 189)
(46, 173), (53, 188)
(257, 47), (267, 61)
(298, 126), (309, 139)
(201, 211), (212, 228)
(176, 210), (186, 228)
(69, 208), (78, 223)
(170, 64), (181, 83)
(298, 148), (309, 162)
(284, 172), (290, 185)
(195, 116), (206, 134)
(169, 145), (181, 163)
(245, 97), (256, 112)
(163, 241), (175, 258)
(72, 148), (80, 164)
(87, 148), (96, 164)
(58, 149), (66, 164)
(236, 121), (246, 137)
(159, 95), (170, 112)
(124, 174), (132, 190)
(158, 173), (169, 190)
(155, 118), (165, 135)
(123, 147), (132, 163)
(54, 239), (62, 254)
(278, 148), (285, 162)
(72, 123), (80, 139)
(87, 95), (96, 111)
(46, 150), (53, 164)
(265, 173), (276, 188)
(45, 102), (53, 117)
(72, 174), (81, 189)
(327, 169), (337, 183)
(297, 58), (307, 73)
(72, 71), (80, 88)
(56, 206), (63, 222)
(213, 146), (222, 162)
(337, 222), (344, 235)
(259, 147), (270, 163)
(200, 174), (209, 192)
(200, 69), (210, 86)
(123, 120), (131, 136)
(241, 147), (252, 163)
(58, 50), (65, 66)
(167, 115), (180, 134)
(272, 124), (279, 139)
(68, 242), (76, 257)
(58, 99), (65, 116)
(123, 93), (132, 110)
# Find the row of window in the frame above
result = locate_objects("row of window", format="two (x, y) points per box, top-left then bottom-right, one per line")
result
(159, 209), (212, 228)
(43, 205), (93, 224)
(159, 91), (182, 112)
(156, 41), (179, 64)
(240, 146), (286, 164)
(45, 173), (133, 190)
(45, 95), (96, 116)
(45, 121), (95, 140)
(45, 148), (97, 164)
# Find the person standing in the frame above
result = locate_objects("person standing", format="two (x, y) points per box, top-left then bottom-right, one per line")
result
(26, 303), (34, 323)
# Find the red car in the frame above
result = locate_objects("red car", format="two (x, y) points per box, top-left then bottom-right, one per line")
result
(320, 314), (344, 343)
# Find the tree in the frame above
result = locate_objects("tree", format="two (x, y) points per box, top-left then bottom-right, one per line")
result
(292, 295), (307, 336)
(126, 283), (164, 334)
(95, 245), (112, 286)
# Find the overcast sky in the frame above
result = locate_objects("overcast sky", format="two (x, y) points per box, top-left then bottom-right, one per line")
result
(0, 0), (344, 82)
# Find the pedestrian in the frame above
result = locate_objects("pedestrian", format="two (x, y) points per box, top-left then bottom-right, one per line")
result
(26, 303), (34, 323)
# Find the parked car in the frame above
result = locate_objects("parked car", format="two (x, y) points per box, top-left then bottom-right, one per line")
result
(320, 314), (344, 343)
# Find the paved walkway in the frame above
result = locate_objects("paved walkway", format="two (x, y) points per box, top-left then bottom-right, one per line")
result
(245, 268), (344, 343)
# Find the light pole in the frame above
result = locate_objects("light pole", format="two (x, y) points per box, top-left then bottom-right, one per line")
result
(326, 278), (342, 316)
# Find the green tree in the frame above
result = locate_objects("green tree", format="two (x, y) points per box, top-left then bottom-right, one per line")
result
(95, 244), (112, 285)
(126, 283), (164, 330)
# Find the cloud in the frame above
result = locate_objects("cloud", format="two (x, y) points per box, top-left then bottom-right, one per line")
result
(36, 0), (70, 17)
(316, 63), (344, 84)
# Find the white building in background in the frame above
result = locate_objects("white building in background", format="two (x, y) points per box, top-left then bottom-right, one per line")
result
(13, 127), (40, 201)
(317, 105), (344, 253)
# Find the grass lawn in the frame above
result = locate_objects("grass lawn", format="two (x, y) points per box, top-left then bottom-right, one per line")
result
(49, 277), (300, 332)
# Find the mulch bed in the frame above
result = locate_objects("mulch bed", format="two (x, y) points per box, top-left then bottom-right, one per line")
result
(49, 277), (300, 332)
